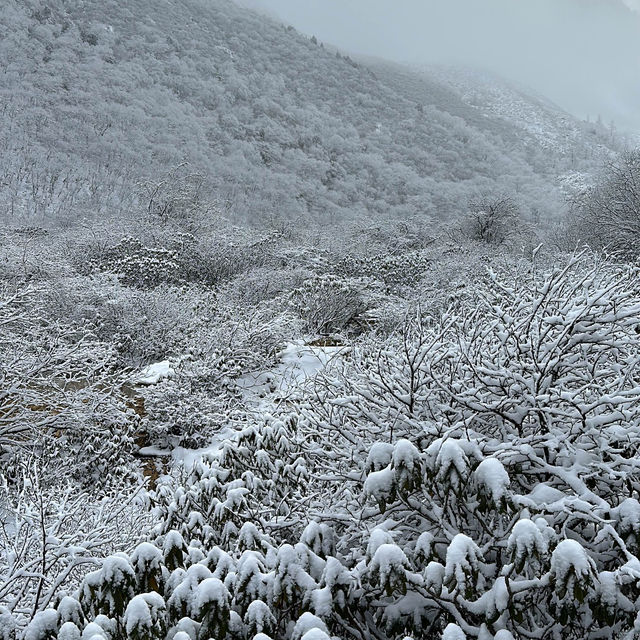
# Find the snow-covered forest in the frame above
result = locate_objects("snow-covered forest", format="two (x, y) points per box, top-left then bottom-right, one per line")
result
(2, 1), (640, 639)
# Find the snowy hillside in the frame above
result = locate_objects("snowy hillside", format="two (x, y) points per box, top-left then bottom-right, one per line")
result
(0, 0), (616, 226)
(428, 65), (617, 154)
(369, 60), (618, 169)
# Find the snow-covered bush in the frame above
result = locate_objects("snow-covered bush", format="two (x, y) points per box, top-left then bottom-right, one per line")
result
(461, 194), (520, 245)
(0, 467), (148, 628)
(71, 224), (282, 290)
(0, 282), (139, 484)
(337, 250), (431, 292)
(570, 150), (640, 257)
(138, 359), (241, 449)
(288, 274), (374, 336)
(136, 164), (216, 233)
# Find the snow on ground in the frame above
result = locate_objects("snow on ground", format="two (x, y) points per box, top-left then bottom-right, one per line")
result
(174, 341), (350, 468)
(173, 440), (232, 470)
(132, 360), (174, 385)
(137, 446), (172, 457)
(237, 341), (350, 400)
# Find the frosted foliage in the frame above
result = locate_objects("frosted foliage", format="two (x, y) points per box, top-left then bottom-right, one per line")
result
(442, 623), (466, 640)
(170, 619), (199, 638)
(428, 439), (469, 488)
(299, 631), (331, 640)
(444, 535), (482, 593)
(196, 577), (229, 610)
(99, 555), (136, 587)
(0, 608), (17, 640)
(80, 624), (107, 639)
(415, 532), (435, 559)
(131, 542), (163, 569)
(124, 595), (152, 634)
(315, 556), (351, 614)
(366, 528), (395, 560)
(474, 458), (510, 502)
(425, 562), (446, 593)
(300, 521), (334, 558)
(24, 610), (59, 640)
(124, 592), (165, 635)
(392, 439), (421, 471)
(507, 519), (548, 568)
(237, 522), (263, 550)
(550, 540), (595, 584)
(486, 577), (510, 620)
(363, 466), (394, 504)
(366, 442), (394, 472)
(614, 498), (640, 534)
(596, 572), (620, 611)
(369, 544), (409, 585)
(245, 599), (275, 634)
(292, 612), (329, 640)
(312, 585), (333, 618)
(57, 597), (83, 626)
(57, 622), (81, 640)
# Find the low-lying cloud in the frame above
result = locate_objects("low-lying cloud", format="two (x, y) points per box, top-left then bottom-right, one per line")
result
(249, 0), (640, 134)
(622, 0), (640, 13)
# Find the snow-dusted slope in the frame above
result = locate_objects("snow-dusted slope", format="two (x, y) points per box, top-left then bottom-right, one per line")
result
(429, 66), (615, 155)
(0, 0), (617, 225)
(369, 61), (618, 166)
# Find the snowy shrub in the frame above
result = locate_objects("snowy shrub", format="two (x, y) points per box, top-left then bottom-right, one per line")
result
(52, 276), (216, 367)
(136, 165), (216, 233)
(0, 471), (148, 628)
(571, 150), (640, 258)
(456, 193), (523, 246)
(337, 250), (431, 291)
(288, 274), (372, 336)
(79, 236), (182, 288)
(139, 359), (241, 449)
(149, 414), (312, 548)
(0, 284), (149, 625)
(221, 265), (310, 307)
(0, 282), (139, 484)
(72, 226), (281, 290)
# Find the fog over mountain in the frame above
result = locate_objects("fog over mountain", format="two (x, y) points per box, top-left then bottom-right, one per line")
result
(248, 0), (640, 134)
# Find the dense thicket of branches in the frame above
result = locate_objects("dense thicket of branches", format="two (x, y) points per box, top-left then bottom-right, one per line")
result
(570, 150), (640, 257)
(5, 234), (640, 640)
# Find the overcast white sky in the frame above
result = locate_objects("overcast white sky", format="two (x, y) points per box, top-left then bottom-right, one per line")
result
(243, 0), (640, 133)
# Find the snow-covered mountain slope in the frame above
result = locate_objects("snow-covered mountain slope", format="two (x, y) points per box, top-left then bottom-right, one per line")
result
(368, 60), (618, 169)
(0, 0), (618, 225)
(428, 65), (617, 154)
